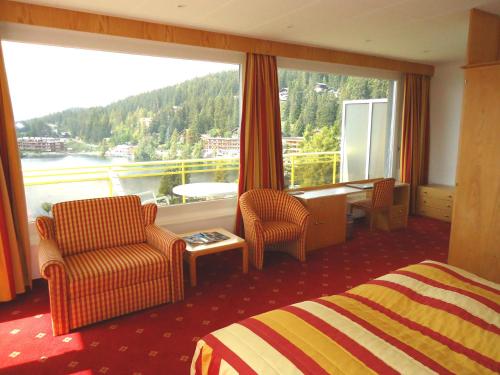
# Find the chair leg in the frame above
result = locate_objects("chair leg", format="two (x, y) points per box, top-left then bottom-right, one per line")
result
(369, 211), (375, 231)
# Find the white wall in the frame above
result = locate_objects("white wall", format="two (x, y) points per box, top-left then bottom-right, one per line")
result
(428, 62), (464, 186)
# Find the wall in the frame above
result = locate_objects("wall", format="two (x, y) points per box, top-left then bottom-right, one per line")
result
(428, 62), (464, 186)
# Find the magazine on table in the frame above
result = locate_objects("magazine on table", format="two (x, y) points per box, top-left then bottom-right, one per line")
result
(183, 231), (230, 246)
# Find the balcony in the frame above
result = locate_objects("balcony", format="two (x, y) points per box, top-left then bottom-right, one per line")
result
(22, 151), (341, 220)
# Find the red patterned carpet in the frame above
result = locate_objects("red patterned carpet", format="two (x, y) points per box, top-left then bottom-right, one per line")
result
(0, 217), (450, 375)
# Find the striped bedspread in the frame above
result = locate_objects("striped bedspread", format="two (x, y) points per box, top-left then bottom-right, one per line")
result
(191, 260), (500, 374)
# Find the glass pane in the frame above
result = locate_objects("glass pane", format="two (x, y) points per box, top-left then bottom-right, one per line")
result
(3, 41), (241, 220)
(278, 68), (396, 189)
(343, 103), (369, 181)
(368, 101), (389, 178)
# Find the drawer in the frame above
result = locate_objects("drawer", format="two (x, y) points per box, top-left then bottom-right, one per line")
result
(417, 206), (452, 222)
(418, 186), (454, 201)
(417, 196), (453, 211)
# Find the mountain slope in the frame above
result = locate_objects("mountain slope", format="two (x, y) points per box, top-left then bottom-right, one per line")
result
(19, 69), (389, 146)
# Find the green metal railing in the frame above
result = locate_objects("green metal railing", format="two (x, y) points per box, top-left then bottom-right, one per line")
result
(23, 151), (341, 198)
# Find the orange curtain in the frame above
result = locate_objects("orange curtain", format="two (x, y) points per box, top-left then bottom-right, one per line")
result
(0, 41), (31, 302)
(235, 53), (284, 234)
(400, 73), (430, 214)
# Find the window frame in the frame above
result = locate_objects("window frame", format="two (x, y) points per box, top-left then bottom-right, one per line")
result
(277, 57), (403, 187)
(1, 23), (246, 222)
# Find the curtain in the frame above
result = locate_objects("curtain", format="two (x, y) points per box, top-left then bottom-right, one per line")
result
(235, 53), (284, 234)
(400, 73), (431, 214)
(0, 41), (31, 302)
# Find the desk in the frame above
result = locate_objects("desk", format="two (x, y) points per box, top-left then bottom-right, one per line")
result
(293, 182), (409, 251)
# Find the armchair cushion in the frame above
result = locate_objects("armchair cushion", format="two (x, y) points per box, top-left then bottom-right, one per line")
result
(351, 199), (371, 209)
(262, 221), (301, 244)
(52, 195), (146, 256)
(65, 243), (167, 299)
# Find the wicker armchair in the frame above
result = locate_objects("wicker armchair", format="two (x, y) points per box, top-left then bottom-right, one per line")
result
(239, 189), (311, 270)
(37, 195), (185, 336)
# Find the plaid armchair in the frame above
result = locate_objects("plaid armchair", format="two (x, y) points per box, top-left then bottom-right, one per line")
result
(36, 195), (185, 336)
(239, 189), (311, 270)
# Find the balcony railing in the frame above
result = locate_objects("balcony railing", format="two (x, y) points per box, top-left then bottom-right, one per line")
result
(22, 151), (340, 217)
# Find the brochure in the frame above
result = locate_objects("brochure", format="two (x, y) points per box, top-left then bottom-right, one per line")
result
(183, 231), (230, 246)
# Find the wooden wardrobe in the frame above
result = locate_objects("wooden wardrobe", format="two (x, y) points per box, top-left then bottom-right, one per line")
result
(448, 9), (500, 283)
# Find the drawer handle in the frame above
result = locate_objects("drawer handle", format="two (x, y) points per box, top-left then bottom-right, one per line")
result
(448, 195), (452, 198)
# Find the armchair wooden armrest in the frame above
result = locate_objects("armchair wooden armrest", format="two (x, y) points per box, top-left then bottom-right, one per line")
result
(145, 225), (186, 302)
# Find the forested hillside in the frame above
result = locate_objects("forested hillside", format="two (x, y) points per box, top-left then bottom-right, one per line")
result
(20, 69), (390, 161)
(21, 70), (240, 144)
(280, 70), (389, 137)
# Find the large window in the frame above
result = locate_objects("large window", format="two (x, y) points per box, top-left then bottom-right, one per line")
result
(278, 68), (397, 189)
(3, 41), (241, 220)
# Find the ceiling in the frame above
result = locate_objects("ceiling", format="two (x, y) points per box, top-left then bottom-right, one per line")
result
(16, 0), (500, 64)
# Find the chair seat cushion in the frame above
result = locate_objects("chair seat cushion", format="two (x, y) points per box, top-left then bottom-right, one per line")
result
(262, 221), (301, 244)
(65, 243), (168, 299)
(351, 199), (372, 209)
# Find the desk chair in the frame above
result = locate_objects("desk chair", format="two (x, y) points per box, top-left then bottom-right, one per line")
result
(350, 178), (395, 231)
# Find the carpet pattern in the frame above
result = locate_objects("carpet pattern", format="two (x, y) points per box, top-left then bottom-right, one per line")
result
(0, 217), (450, 374)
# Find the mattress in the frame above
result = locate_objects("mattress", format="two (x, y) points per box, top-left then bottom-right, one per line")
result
(191, 260), (500, 374)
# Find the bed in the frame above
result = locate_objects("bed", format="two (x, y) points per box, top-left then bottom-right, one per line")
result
(191, 260), (500, 374)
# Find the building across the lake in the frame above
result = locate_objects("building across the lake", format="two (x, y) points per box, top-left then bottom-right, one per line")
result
(282, 137), (303, 153)
(105, 144), (136, 158)
(201, 134), (304, 157)
(17, 137), (66, 152)
(201, 134), (240, 157)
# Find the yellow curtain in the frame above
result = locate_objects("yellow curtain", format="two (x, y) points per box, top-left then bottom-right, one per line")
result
(400, 73), (430, 214)
(0, 41), (31, 302)
(235, 53), (284, 234)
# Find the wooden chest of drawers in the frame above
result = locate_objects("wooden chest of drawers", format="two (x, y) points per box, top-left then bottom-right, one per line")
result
(416, 185), (454, 222)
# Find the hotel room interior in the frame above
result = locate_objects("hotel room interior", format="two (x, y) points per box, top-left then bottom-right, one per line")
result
(0, 0), (499, 373)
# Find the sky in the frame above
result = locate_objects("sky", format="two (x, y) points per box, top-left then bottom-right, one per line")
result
(2, 41), (238, 121)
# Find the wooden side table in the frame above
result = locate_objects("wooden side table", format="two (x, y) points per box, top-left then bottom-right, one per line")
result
(180, 228), (248, 287)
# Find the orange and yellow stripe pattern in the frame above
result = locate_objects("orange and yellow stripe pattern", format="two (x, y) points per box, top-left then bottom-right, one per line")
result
(400, 73), (431, 214)
(235, 53), (284, 235)
(239, 189), (310, 270)
(37, 196), (186, 336)
(192, 261), (500, 374)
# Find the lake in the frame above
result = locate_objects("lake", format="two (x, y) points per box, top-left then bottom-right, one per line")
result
(22, 154), (164, 219)
(21, 154), (130, 169)
(21, 154), (235, 219)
